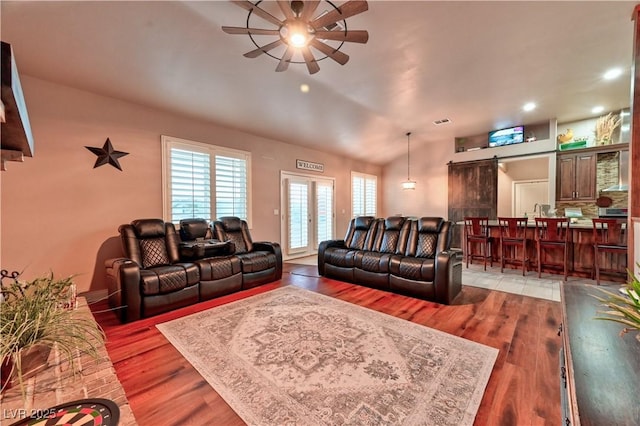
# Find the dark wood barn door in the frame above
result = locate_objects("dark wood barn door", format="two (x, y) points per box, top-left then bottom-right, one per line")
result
(448, 158), (498, 248)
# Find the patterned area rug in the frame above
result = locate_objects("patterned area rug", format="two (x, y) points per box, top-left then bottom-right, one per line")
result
(157, 286), (498, 425)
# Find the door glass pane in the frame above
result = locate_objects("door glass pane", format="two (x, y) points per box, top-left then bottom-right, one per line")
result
(288, 181), (308, 251)
(316, 182), (333, 245)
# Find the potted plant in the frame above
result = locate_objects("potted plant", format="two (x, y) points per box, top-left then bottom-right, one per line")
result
(593, 266), (640, 342)
(0, 270), (105, 399)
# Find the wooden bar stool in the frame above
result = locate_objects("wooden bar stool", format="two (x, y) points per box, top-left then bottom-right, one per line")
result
(464, 217), (493, 271)
(592, 218), (627, 285)
(535, 217), (570, 281)
(498, 217), (530, 276)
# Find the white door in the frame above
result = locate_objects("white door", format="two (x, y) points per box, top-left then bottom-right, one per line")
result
(513, 180), (549, 217)
(282, 173), (335, 259)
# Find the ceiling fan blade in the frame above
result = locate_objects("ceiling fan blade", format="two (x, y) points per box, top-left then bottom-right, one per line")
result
(311, 0), (368, 30)
(310, 39), (349, 65)
(231, 0), (283, 27)
(222, 26), (280, 36)
(276, 46), (295, 72)
(300, 0), (321, 21)
(243, 39), (284, 58)
(301, 46), (320, 74)
(314, 30), (368, 43)
(276, 0), (295, 20)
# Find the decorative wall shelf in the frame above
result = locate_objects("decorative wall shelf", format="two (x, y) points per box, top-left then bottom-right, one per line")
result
(1, 41), (34, 171)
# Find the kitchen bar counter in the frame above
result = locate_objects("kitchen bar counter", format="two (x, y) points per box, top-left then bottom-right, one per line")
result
(457, 218), (627, 281)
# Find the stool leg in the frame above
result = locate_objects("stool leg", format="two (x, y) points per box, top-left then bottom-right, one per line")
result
(563, 243), (568, 282)
(466, 240), (470, 268)
(483, 240), (487, 271)
(595, 249), (600, 285)
(489, 240), (493, 268)
(537, 242), (542, 278)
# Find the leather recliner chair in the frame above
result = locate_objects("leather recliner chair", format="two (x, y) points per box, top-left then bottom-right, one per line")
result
(318, 216), (462, 304)
(178, 218), (243, 301)
(212, 216), (282, 289)
(317, 216), (376, 282)
(389, 217), (461, 304)
(353, 216), (409, 289)
(105, 218), (200, 322)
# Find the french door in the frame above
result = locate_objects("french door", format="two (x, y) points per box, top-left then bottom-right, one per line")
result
(281, 172), (335, 259)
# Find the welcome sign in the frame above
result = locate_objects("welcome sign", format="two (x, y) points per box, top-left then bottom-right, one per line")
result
(296, 159), (324, 173)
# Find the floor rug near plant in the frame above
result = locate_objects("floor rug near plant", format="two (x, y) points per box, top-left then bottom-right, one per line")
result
(156, 286), (498, 426)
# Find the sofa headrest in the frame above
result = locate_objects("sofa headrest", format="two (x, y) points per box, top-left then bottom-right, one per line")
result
(354, 216), (374, 230)
(418, 217), (444, 233)
(218, 216), (243, 232)
(131, 219), (166, 238)
(385, 216), (405, 231)
(179, 218), (209, 240)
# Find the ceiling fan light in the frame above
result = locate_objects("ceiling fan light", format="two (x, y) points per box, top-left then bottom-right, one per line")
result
(281, 20), (313, 47)
(290, 32), (307, 47)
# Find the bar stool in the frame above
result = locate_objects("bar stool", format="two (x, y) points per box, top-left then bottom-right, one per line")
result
(464, 217), (493, 271)
(592, 218), (627, 285)
(498, 217), (530, 276)
(535, 217), (570, 281)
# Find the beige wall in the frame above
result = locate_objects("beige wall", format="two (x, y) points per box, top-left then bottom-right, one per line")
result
(381, 142), (450, 218)
(1, 76), (381, 293)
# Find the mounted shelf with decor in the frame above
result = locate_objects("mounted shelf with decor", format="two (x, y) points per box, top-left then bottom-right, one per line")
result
(452, 120), (556, 162)
(1, 41), (34, 171)
(556, 109), (630, 152)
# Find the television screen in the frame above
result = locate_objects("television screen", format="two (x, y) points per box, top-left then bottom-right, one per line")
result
(488, 126), (524, 147)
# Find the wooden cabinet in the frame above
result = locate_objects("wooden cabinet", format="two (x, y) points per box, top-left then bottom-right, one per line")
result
(556, 152), (596, 201)
(560, 282), (640, 425)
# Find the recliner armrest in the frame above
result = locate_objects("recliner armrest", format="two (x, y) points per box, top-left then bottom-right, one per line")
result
(104, 257), (142, 323)
(253, 241), (283, 280)
(433, 249), (463, 304)
(318, 239), (347, 276)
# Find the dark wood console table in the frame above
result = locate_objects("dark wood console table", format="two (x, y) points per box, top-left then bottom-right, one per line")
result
(560, 282), (640, 425)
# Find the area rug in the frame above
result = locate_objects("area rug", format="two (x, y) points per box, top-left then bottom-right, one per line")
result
(157, 286), (498, 426)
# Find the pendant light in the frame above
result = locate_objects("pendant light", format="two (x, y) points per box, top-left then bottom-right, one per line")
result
(402, 132), (416, 190)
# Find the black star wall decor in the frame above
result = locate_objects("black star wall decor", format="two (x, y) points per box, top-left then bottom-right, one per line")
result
(85, 138), (129, 171)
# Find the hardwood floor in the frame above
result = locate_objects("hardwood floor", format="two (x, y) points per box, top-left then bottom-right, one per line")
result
(90, 264), (561, 426)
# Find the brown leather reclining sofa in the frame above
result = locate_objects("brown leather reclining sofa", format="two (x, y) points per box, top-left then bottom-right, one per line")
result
(318, 216), (462, 304)
(105, 217), (282, 322)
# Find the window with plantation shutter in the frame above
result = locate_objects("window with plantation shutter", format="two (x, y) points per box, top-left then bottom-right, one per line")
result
(351, 172), (377, 217)
(162, 136), (251, 225)
(169, 148), (211, 221)
(215, 154), (248, 220)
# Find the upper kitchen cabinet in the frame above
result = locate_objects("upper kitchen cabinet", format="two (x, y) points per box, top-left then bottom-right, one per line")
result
(1, 41), (34, 171)
(557, 151), (597, 201)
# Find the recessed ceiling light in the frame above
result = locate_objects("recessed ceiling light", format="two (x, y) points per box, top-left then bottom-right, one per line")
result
(300, 84), (310, 93)
(603, 68), (622, 80)
(592, 106), (605, 114)
(522, 102), (536, 112)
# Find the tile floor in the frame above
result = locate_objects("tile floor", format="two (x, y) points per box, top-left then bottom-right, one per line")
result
(463, 262), (623, 302)
(286, 255), (621, 303)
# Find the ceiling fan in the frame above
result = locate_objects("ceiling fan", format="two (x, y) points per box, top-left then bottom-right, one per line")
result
(222, 0), (369, 74)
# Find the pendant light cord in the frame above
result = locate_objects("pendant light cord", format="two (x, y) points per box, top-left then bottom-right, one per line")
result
(406, 132), (412, 180)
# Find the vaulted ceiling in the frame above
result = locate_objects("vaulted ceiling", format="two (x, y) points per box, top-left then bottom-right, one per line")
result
(1, 1), (635, 164)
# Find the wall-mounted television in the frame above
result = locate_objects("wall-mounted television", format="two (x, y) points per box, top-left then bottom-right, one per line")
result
(488, 126), (524, 147)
